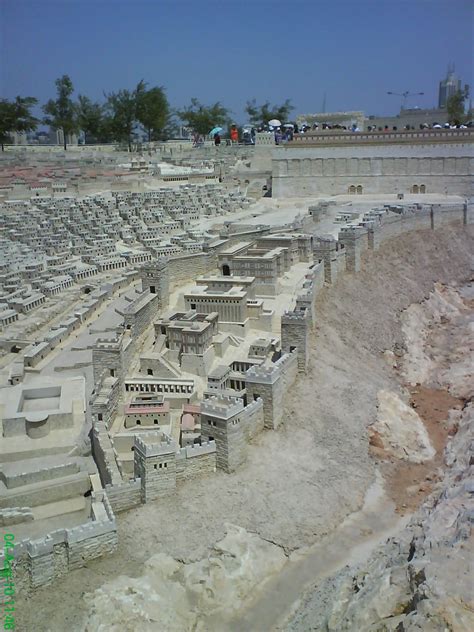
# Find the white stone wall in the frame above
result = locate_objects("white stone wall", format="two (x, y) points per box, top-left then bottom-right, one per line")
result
(272, 142), (473, 197)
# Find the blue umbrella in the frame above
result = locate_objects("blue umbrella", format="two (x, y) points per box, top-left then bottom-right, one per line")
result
(209, 126), (223, 136)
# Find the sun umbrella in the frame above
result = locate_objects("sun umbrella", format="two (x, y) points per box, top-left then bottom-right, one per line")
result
(209, 127), (223, 136)
(268, 119), (281, 127)
(283, 123), (294, 128)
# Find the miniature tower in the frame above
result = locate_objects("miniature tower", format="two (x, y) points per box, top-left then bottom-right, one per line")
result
(140, 259), (169, 311)
(313, 235), (339, 284)
(281, 309), (309, 372)
(338, 225), (367, 273)
(200, 396), (246, 473)
(133, 433), (177, 502)
(92, 332), (125, 389)
(359, 218), (379, 250)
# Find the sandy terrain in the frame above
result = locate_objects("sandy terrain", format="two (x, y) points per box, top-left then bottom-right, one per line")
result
(14, 223), (473, 631)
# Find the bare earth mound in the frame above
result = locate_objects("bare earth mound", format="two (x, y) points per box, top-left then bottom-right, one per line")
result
(16, 224), (473, 632)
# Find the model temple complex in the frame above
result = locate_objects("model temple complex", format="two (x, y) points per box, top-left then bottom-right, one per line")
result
(0, 123), (472, 631)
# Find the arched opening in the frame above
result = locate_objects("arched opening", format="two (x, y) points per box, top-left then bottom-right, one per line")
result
(222, 264), (230, 276)
(83, 287), (91, 294)
(348, 185), (356, 194)
(10, 345), (20, 354)
(412, 184), (419, 194)
(356, 185), (363, 194)
(420, 184), (426, 193)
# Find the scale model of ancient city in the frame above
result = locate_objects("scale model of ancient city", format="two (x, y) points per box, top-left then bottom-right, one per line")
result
(0, 74), (473, 631)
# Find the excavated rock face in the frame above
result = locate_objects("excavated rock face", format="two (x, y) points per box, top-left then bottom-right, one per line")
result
(369, 390), (435, 463)
(83, 524), (286, 632)
(305, 402), (473, 632)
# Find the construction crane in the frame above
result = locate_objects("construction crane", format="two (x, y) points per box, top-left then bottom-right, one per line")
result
(387, 91), (424, 110)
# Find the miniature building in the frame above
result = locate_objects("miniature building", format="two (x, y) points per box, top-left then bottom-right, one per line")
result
(196, 274), (257, 298)
(155, 310), (218, 354)
(184, 286), (248, 323)
(124, 396), (170, 429)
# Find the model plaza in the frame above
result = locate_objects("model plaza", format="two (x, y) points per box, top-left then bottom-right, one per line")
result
(0, 124), (471, 591)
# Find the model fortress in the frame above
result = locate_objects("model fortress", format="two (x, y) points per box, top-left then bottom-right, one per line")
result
(0, 136), (471, 590)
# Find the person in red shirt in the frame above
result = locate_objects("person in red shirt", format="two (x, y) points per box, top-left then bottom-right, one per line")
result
(230, 125), (239, 144)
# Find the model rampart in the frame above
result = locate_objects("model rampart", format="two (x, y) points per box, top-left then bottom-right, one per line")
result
(0, 491), (117, 590)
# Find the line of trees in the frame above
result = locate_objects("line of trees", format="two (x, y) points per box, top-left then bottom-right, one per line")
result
(0, 75), (298, 151)
(1, 75), (173, 151)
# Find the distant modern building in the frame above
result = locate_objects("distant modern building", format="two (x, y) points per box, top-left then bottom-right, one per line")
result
(438, 65), (462, 108)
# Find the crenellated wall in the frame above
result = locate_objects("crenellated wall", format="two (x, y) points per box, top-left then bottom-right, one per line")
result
(1, 492), (117, 591)
(245, 351), (298, 429)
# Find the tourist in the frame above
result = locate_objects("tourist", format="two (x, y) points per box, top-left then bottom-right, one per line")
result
(230, 125), (239, 144)
(214, 133), (221, 147)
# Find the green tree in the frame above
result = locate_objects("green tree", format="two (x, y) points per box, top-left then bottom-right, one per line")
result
(77, 95), (109, 144)
(105, 81), (144, 151)
(0, 96), (38, 151)
(245, 98), (294, 128)
(43, 75), (79, 150)
(136, 85), (170, 142)
(446, 85), (470, 124)
(177, 98), (230, 136)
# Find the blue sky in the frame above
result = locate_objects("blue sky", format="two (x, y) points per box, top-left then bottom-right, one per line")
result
(1, 0), (473, 123)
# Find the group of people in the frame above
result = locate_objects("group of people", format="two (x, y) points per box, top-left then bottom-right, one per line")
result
(367, 122), (471, 132)
(199, 117), (472, 148)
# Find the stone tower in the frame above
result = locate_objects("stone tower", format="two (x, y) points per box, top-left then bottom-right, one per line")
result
(92, 332), (125, 390)
(140, 259), (169, 311)
(200, 396), (247, 473)
(133, 433), (177, 502)
(313, 235), (339, 284)
(281, 310), (309, 372)
(338, 225), (368, 273)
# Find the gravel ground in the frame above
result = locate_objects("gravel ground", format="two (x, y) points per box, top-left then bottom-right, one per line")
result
(15, 224), (473, 632)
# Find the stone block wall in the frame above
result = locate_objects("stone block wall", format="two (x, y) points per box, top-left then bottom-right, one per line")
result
(121, 292), (158, 338)
(140, 260), (169, 309)
(200, 399), (247, 473)
(134, 435), (177, 502)
(281, 310), (310, 371)
(338, 225), (368, 273)
(245, 351), (298, 429)
(91, 420), (123, 487)
(92, 335), (125, 390)
(90, 376), (120, 429)
(2, 494), (117, 591)
(240, 397), (264, 442)
(313, 237), (341, 284)
(105, 479), (142, 513)
(175, 442), (216, 482)
(166, 252), (217, 288)
(272, 140), (474, 198)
